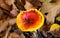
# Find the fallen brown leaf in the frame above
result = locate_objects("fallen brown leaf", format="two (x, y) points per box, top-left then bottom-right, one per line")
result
(24, 1), (33, 10)
(0, 0), (10, 11)
(41, 3), (60, 24)
(0, 21), (8, 33)
(0, 9), (4, 20)
(8, 32), (25, 38)
(10, 9), (18, 17)
(5, 0), (15, 5)
(27, 0), (41, 7)
(14, 0), (25, 10)
(46, 5), (60, 24)
(49, 28), (60, 37)
(8, 18), (16, 26)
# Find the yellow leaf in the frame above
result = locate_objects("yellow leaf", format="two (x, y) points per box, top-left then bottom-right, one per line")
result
(50, 24), (60, 31)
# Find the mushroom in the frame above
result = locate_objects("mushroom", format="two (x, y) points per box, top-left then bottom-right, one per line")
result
(16, 9), (44, 32)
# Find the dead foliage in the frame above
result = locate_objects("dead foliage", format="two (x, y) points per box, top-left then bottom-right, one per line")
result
(0, 0), (60, 38)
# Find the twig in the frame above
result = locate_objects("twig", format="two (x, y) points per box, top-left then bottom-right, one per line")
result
(3, 26), (11, 38)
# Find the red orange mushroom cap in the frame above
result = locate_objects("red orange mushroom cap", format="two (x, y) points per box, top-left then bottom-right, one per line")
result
(16, 9), (44, 32)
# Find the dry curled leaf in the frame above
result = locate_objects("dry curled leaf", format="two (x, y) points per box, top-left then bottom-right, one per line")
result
(0, 0), (18, 18)
(41, 2), (60, 24)
(41, 3), (54, 14)
(5, 0), (15, 5)
(8, 18), (16, 26)
(46, 5), (60, 24)
(24, 1), (33, 10)
(5, 0), (18, 10)
(0, 0), (10, 11)
(10, 9), (18, 17)
(8, 32), (25, 38)
(0, 21), (8, 33)
(0, 18), (16, 33)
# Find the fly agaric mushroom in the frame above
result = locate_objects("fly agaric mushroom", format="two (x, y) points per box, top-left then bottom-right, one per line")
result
(16, 9), (44, 32)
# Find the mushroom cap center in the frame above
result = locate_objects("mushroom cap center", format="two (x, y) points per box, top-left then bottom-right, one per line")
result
(20, 10), (42, 29)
